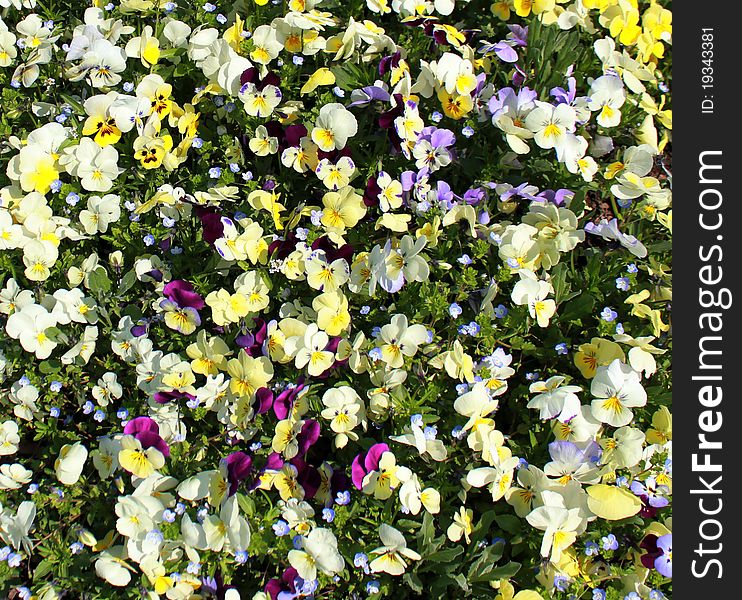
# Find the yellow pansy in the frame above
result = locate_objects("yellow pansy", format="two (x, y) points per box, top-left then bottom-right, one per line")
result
(437, 89), (473, 121)
(118, 435), (165, 479)
(321, 187), (366, 233)
(186, 330), (232, 376)
(573, 338), (625, 379)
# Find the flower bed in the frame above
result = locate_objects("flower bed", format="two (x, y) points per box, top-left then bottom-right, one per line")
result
(0, 0), (672, 598)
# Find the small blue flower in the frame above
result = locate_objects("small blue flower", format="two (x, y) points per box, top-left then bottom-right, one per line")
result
(49, 407), (60, 418)
(143, 234), (156, 246)
(187, 561), (201, 574)
(123, 81), (135, 92)
(601, 533), (619, 551)
(333, 86), (345, 98)
(322, 508), (335, 523)
(553, 574), (569, 592)
(15, 588), (31, 600)
(293, 55), (304, 66)
(626, 263), (638, 274)
(163, 217), (176, 228)
(615, 322), (625, 335)
(250, 441), (262, 452)
(203, 2), (217, 12)
(273, 520), (290, 536)
(462, 126), (475, 138)
(27, 483), (39, 494)
(216, 13), (227, 24)
(555, 342), (568, 355)
(208, 167), (222, 179)
(615, 277), (630, 291)
(310, 210), (324, 226)
(368, 347), (383, 361)
(455, 383), (469, 395)
(146, 529), (164, 545)
(50, 380), (62, 392)
(525, 372), (539, 381)
(451, 425), (466, 440)
(93, 409), (106, 422)
(7, 553), (22, 568)
(192, 137), (204, 149)
(235, 550), (249, 564)
(0, 546), (10, 560)
(242, 170), (254, 181)
(592, 590), (606, 600)
(354, 552), (369, 568)
(162, 509), (177, 523)
(18, 376), (30, 387)
(600, 306), (618, 322)
(69, 542), (84, 555)
(449, 302), (463, 318)
(164, 2), (177, 12)
(457, 254), (473, 265)
(175, 503), (186, 515)
(360, 305), (371, 315)
(292, 535), (303, 550)
(431, 111), (443, 122)
(584, 541), (599, 556)
(82, 400), (95, 414)
(366, 580), (381, 595)
(335, 490), (351, 505)
(494, 304), (508, 319)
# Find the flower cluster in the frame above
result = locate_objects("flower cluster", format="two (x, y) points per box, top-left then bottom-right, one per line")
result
(0, 0), (671, 598)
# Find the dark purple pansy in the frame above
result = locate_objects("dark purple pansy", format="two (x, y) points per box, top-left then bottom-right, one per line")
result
(254, 387), (274, 415)
(269, 231), (299, 260)
(351, 443), (390, 489)
(310, 236), (354, 264)
(240, 67), (280, 90)
(296, 420), (320, 456)
(265, 567), (299, 600)
(131, 323), (148, 337)
(195, 207), (225, 245)
(379, 51), (402, 76)
(640, 533), (672, 577)
(273, 378), (307, 420)
(363, 176), (381, 207)
(123, 416), (170, 458)
(225, 451), (253, 496)
(236, 318), (268, 357)
(163, 280), (205, 310)
(153, 390), (196, 405)
(293, 457), (321, 499)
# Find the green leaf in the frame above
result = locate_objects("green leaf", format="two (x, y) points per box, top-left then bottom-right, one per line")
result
(403, 572), (424, 594)
(118, 270), (137, 295)
(469, 561), (521, 583)
(494, 514), (522, 535)
(425, 546), (464, 563)
(34, 558), (54, 580)
(88, 268), (112, 295)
